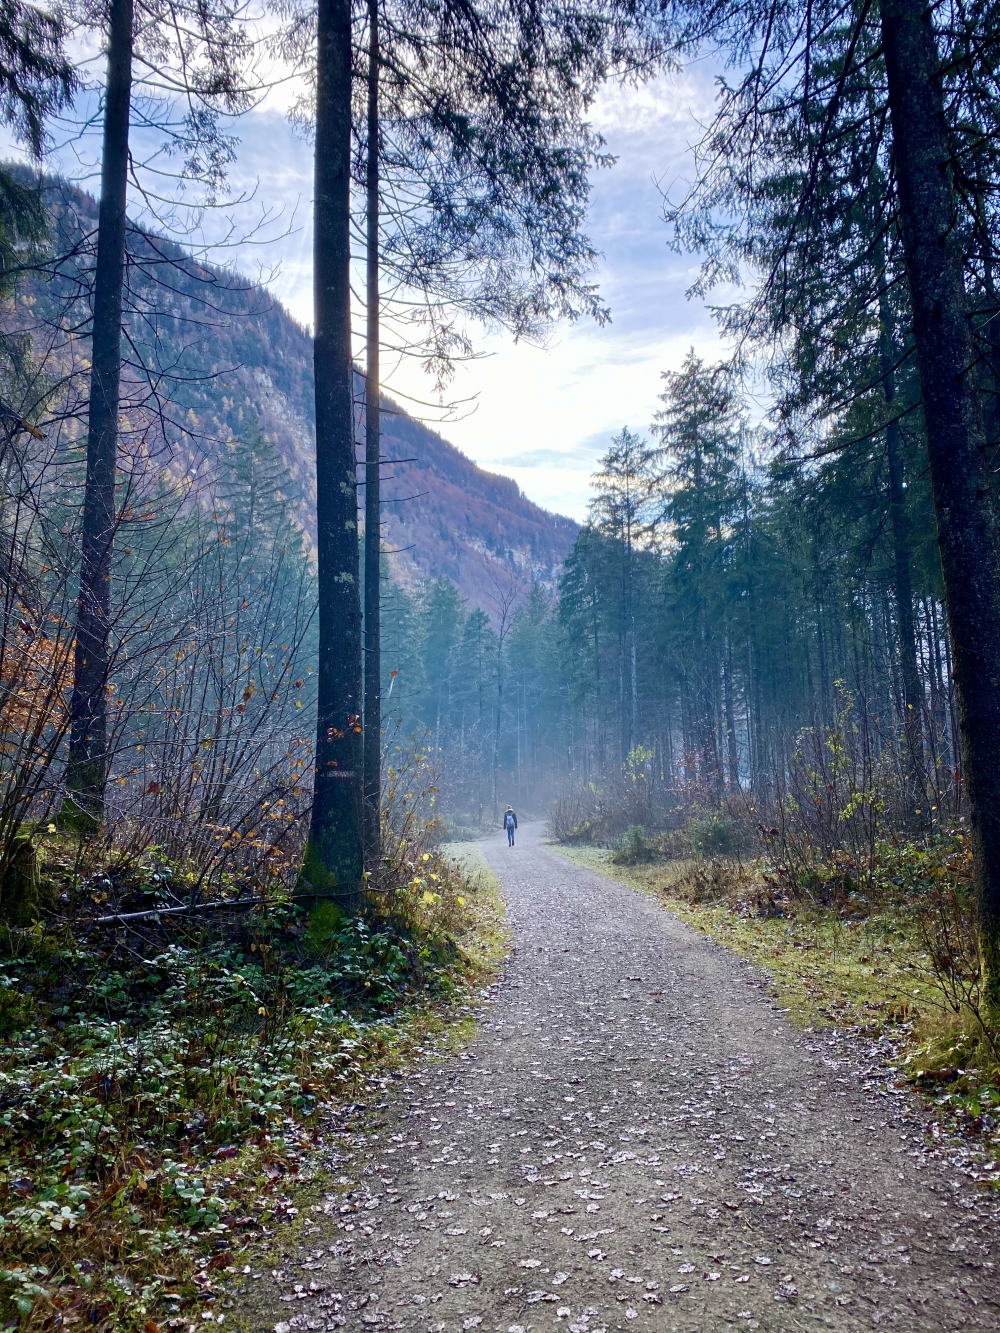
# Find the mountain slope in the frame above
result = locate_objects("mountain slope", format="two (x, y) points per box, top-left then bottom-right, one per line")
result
(262, 363), (580, 607)
(14, 177), (578, 611)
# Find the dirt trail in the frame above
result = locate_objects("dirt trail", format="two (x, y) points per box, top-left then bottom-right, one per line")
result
(243, 822), (1000, 1333)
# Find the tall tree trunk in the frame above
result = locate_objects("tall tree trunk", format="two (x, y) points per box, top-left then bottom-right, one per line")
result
(302, 0), (364, 906)
(63, 0), (133, 827)
(815, 597), (830, 725)
(881, 0), (1000, 1021)
(618, 541), (628, 764)
(880, 297), (925, 812)
(591, 583), (603, 771)
(362, 0), (381, 868)
(928, 597), (948, 761)
(744, 504), (765, 787)
(627, 545), (637, 757)
(724, 637), (739, 789)
(697, 622), (721, 797)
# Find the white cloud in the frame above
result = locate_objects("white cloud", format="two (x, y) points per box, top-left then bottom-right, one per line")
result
(188, 65), (733, 522)
(372, 68), (734, 521)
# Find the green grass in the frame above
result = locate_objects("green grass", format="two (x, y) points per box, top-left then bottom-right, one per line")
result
(440, 842), (510, 981)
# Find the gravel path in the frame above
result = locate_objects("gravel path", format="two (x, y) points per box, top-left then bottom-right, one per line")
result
(245, 822), (1000, 1333)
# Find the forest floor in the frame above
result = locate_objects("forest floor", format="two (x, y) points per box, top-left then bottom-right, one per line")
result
(234, 822), (1000, 1333)
(0, 839), (506, 1333)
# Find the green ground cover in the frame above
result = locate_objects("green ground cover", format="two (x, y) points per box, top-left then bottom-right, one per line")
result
(0, 841), (507, 1333)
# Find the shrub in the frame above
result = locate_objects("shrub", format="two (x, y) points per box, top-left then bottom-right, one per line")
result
(611, 825), (656, 865)
(0, 834), (42, 926)
(688, 811), (745, 858)
(673, 858), (754, 906)
(0, 793), (488, 1330)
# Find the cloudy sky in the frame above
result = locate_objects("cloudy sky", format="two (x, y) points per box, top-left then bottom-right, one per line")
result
(26, 55), (736, 522)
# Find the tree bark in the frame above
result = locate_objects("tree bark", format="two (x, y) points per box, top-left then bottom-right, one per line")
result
(697, 627), (721, 797)
(63, 0), (133, 827)
(362, 0), (381, 867)
(724, 637), (739, 789)
(879, 299), (925, 813)
(881, 0), (1000, 1021)
(302, 0), (364, 907)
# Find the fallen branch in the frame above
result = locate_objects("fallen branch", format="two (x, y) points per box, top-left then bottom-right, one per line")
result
(88, 897), (267, 925)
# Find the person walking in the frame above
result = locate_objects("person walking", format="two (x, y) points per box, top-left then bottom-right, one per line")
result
(504, 806), (517, 847)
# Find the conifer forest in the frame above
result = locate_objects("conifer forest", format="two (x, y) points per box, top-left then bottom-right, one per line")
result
(6, 0), (1000, 1326)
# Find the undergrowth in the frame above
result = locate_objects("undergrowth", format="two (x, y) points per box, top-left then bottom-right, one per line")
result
(0, 835), (506, 1333)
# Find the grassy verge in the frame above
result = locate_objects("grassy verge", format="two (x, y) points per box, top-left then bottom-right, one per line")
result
(0, 840), (507, 1333)
(556, 843), (1000, 1164)
(558, 846), (933, 1029)
(438, 842), (509, 978)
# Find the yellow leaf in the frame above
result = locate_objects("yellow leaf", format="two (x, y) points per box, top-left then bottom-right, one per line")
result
(457, 896), (466, 906)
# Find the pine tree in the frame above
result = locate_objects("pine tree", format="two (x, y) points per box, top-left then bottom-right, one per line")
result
(654, 353), (741, 793)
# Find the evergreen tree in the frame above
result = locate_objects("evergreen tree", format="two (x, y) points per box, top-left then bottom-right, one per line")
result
(654, 353), (741, 792)
(665, 0), (1000, 1014)
(418, 577), (466, 737)
(588, 428), (660, 764)
(118, 415), (316, 833)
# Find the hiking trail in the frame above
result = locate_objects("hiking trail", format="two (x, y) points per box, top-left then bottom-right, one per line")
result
(241, 821), (1000, 1332)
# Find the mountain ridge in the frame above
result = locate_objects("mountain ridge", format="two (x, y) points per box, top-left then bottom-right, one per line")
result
(12, 175), (579, 612)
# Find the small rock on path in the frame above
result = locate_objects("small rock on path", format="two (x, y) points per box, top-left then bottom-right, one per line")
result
(241, 821), (1000, 1332)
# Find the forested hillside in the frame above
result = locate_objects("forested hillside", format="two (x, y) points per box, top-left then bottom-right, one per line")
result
(11, 178), (577, 611)
(0, 182), (965, 840)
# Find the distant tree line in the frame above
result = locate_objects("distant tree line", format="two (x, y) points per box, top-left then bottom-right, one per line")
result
(382, 350), (957, 836)
(559, 351), (954, 815)
(0, 0), (663, 900)
(378, 0), (1000, 1022)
